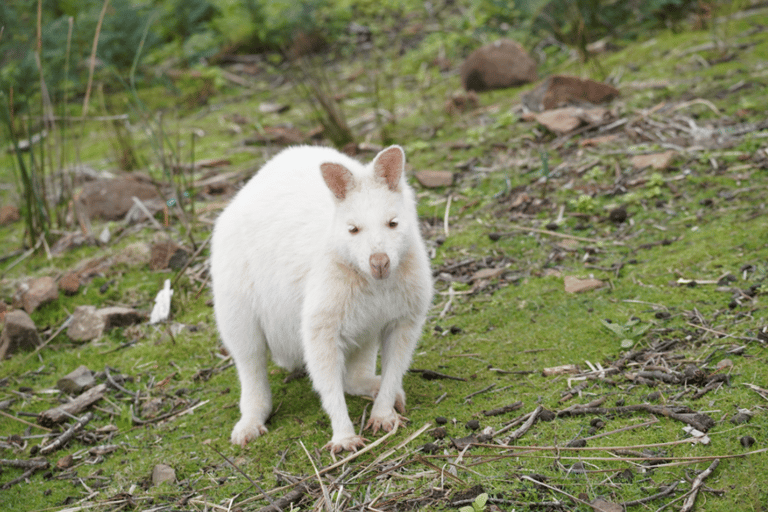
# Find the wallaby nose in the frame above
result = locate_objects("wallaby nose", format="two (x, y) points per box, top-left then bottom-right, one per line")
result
(369, 253), (390, 279)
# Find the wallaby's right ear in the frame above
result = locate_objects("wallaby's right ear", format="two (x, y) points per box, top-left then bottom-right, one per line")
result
(373, 145), (405, 192)
(321, 163), (354, 201)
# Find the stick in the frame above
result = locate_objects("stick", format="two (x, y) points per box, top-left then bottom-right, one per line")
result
(504, 405), (542, 444)
(497, 224), (606, 244)
(464, 384), (495, 401)
(1, 468), (36, 490)
(443, 194), (452, 237)
(680, 459), (720, 512)
(209, 444), (281, 511)
(38, 384), (106, 427)
(0, 409), (51, 432)
(620, 481), (679, 507)
(0, 458), (49, 470)
(38, 412), (93, 455)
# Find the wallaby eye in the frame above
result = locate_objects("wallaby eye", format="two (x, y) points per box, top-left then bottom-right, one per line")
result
(348, 225), (359, 234)
(388, 219), (398, 228)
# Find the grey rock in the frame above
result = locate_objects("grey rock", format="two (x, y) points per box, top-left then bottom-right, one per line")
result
(67, 305), (106, 342)
(152, 464), (176, 486)
(57, 365), (95, 395)
(0, 310), (42, 359)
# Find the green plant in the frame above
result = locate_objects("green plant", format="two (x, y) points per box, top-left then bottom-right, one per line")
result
(601, 317), (652, 349)
(459, 493), (489, 512)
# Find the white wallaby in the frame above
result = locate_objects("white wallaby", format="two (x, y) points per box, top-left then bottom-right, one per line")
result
(210, 145), (433, 453)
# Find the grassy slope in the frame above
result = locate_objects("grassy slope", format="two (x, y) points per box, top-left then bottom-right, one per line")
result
(2, 5), (768, 512)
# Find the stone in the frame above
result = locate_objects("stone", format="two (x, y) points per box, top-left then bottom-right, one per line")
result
(460, 39), (537, 92)
(630, 151), (677, 170)
(522, 75), (620, 112)
(77, 178), (163, 221)
(150, 241), (187, 270)
(152, 464), (176, 486)
(67, 306), (106, 341)
(113, 242), (151, 267)
(0, 310), (41, 359)
(14, 276), (59, 313)
(564, 276), (606, 293)
(534, 107), (609, 135)
(59, 272), (81, 295)
(99, 306), (143, 330)
(414, 170), (454, 188)
(471, 267), (506, 282)
(57, 365), (95, 395)
(0, 205), (20, 225)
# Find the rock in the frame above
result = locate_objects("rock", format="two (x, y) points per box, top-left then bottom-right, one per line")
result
(0, 205), (20, 225)
(78, 178), (163, 221)
(415, 170), (454, 188)
(150, 241), (186, 271)
(14, 276), (59, 313)
(522, 75), (620, 112)
(152, 464), (176, 486)
(99, 306), (143, 330)
(471, 267), (506, 282)
(113, 242), (151, 267)
(630, 151), (677, 170)
(564, 276), (606, 293)
(0, 310), (42, 359)
(460, 39), (537, 92)
(534, 106), (610, 135)
(57, 365), (95, 395)
(67, 306), (106, 342)
(590, 498), (623, 512)
(59, 272), (81, 295)
(445, 91), (479, 115)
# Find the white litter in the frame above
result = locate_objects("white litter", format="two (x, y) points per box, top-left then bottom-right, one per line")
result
(149, 279), (173, 324)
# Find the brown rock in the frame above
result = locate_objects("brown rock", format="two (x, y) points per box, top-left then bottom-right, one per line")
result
(150, 241), (189, 271)
(630, 151), (677, 170)
(415, 170), (454, 188)
(78, 178), (162, 221)
(59, 272), (81, 295)
(99, 306), (143, 330)
(67, 305), (106, 341)
(0, 205), (20, 225)
(564, 276), (606, 293)
(522, 75), (620, 112)
(460, 39), (537, 92)
(0, 310), (42, 359)
(57, 365), (95, 395)
(535, 107), (609, 135)
(14, 276), (59, 313)
(471, 267), (505, 282)
(445, 91), (479, 115)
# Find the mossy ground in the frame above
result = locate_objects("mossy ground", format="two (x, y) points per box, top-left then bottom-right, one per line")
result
(2, 5), (768, 512)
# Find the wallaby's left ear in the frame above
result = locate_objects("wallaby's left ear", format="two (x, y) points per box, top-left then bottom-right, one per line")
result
(373, 145), (405, 192)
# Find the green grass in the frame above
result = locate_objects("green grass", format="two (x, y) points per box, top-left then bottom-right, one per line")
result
(2, 5), (768, 512)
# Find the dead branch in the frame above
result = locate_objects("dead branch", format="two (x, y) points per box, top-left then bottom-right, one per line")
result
(556, 404), (714, 432)
(504, 405), (542, 444)
(38, 384), (106, 427)
(38, 412), (94, 455)
(680, 459), (720, 512)
(620, 481), (679, 506)
(464, 384), (495, 401)
(483, 402), (523, 416)
(409, 369), (467, 381)
(256, 483), (317, 512)
(0, 458), (49, 470)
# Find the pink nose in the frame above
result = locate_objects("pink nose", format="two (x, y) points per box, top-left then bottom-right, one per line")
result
(369, 253), (390, 279)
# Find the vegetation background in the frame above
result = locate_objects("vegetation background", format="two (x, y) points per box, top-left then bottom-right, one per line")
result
(1, 0), (767, 511)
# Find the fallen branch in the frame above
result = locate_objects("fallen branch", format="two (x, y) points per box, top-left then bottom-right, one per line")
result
(504, 405), (542, 444)
(483, 402), (523, 417)
(680, 459), (720, 512)
(38, 412), (94, 455)
(620, 481), (679, 506)
(38, 384), (106, 427)
(409, 369), (466, 381)
(556, 404), (714, 432)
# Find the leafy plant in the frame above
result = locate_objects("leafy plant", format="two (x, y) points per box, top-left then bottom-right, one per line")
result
(601, 317), (652, 349)
(459, 493), (489, 512)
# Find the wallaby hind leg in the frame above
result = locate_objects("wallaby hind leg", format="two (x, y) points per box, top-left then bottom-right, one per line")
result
(217, 300), (272, 447)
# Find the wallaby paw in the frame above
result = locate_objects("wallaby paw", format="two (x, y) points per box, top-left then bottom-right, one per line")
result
(323, 435), (368, 454)
(366, 410), (408, 435)
(230, 419), (268, 447)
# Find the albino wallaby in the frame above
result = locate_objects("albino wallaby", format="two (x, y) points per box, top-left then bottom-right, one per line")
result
(210, 145), (433, 453)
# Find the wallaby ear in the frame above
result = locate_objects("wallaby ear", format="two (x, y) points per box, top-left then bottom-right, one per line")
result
(321, 163), (354, 200)
(373, 145), (405, 192)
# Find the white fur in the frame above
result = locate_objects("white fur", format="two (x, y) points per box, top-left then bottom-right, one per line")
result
(210, 145), (433, 453)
